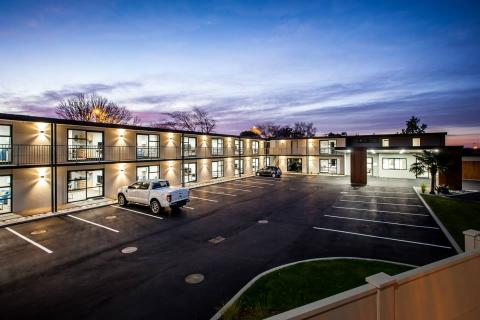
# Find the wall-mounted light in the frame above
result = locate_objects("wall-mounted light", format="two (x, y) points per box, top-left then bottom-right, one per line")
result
(400, 149), (405, 154)
(40, 174), (45, 179)
(118, 129), (125, 138)
(433, 149), (439, 153)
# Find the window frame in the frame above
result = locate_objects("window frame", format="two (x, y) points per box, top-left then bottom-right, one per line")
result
(67, 129), (104, 161)
(252, 140), (259, 155)
(412, 138), (421, 147)
(136, 133), (159, 159)
(0, 124), (12, 164)
(211, 138), (224, 156)
(382, 158), (407, 170)
(382, 139), (389, 147)
(183, 136), (197, 157)
(0, 174), (13, 214)
(234, 159), (244, 175)
(287, 158), (303, 172)
(212, 160), (224, 179)
(252, 157), (259, 172)
(67, 169), (104, 203)
(136, 165), (160, 181)
(183, 162), (197, 183)
(235, 139), (244, 155)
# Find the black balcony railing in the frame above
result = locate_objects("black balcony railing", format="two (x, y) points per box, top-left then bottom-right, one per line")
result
(0, 144), (270, 167)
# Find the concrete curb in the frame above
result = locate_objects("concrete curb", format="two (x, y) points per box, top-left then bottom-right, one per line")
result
(209, 257), (417, 320)
(413, 187), (462, 253)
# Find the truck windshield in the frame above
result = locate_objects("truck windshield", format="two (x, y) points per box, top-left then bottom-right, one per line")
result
(151, 181), (169, 189)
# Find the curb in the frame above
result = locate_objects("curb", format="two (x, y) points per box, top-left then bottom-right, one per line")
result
(413, 187), (462, 253)
(209, 257), (417, 320)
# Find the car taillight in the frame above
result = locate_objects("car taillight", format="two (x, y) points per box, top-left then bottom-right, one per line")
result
(167, 194), (172, 202)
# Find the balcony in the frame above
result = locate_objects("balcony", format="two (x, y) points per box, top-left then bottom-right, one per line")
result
(0, 145), (51, 166)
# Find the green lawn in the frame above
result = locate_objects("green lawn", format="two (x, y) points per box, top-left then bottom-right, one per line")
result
(222, 259), (412, 320)
(422, 195), (480, 250)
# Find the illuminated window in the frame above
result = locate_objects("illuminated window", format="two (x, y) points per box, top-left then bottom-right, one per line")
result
(68, 129), (103, 161)
(212, 138), (224, 156)
(382, 158), (407, 170)
(382, 139), (389, 147)
(412, 138), (421, 147)
(0, 125), (12, 163)
(212, 160), (224, 178)
(137, 165), (160, 181)
(137, 134), (159, 159)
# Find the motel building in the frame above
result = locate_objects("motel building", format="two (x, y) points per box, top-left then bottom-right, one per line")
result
(0, 113), (463, 223)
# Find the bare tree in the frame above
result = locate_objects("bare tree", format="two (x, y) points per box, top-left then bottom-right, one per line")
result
(152, 108), (216, 133)
(293, 122), (317, 137)
(254, 122), (281, 138)
(56, 93), (139, 125)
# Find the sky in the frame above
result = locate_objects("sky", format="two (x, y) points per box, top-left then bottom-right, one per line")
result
(0, 0), (479, 146)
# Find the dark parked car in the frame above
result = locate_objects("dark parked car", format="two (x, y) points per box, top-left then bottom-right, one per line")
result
(256, 166), (282, 177)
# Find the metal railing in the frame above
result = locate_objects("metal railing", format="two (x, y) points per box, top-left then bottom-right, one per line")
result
(0, 144), (271, 167)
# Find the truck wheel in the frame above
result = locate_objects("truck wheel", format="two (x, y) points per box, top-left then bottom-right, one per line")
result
(118, 194), (128, 206)
(150, 199), (161, 214)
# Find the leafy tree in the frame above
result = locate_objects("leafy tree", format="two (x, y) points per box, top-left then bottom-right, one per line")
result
(56, 93), (140, 124)
(292, 122), (317, 138)
(402, 116), (427, 134)
(240, 130), (261, 137)
(253, 122), (317, 138)
(254, 122), (281, 138)
(409, 150), (451, 194)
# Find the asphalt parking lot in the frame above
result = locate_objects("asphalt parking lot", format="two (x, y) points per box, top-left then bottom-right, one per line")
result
(0, 175), (457, 320)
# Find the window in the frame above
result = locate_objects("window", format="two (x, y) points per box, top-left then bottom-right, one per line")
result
(234, 159), (244, 175)
(235, 139), (244, 155)
(137, 134), (159, 159)
(412, 138), (421, 147)
(0, 175), (12, 214)
(0, 125), (12, 163)
(252, 141), (259, 155)
(382, 139), (389, 147)
(183, 137), (197, 157)
(183, 162), (197, 182)
(320, 159), (337, 174)
(252, 158), (259, 172)
(320, 140), (335, 154)
(212, 160), (224, 179)
(152, 181), (169, 189)
(265, 157), (271, 167)
(68, 129), (103, 161)
(212, 138), (224, 156)
(67, 170), (104, 202)
(382, 158), (407, 170)
(287, 158), (302, 172)
(137, 165), (160, 181)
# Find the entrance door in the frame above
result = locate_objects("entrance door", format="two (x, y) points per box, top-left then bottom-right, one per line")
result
(320, 159), (329, 173)
(367, 157), (373, 176)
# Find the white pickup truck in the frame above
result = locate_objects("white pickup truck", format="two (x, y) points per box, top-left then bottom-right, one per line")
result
(117, 179), (189, 214)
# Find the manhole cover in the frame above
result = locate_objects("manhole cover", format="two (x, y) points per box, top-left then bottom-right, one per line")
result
(208, 236), (225, 244)
(185, 273), (204, 284)
(30, 229), (46, 235)
(121, 246), (138, 254)
(258, 220), (269, 224)
(105, 215), (117, 220)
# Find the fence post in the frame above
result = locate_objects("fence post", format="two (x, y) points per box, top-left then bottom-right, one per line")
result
(366, 272), (396, 320)
(463, 229), (480, 252)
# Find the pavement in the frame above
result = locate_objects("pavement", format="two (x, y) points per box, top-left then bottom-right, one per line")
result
(0, 175), (457, 320)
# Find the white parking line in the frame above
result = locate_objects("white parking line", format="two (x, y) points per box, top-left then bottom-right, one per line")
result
(241, 180), (274, 186)
(225, 183), (264, 189)
(183, 206), (195, 210)
(190, 196), (219, 202)
(342, 194), (419, 200)
(6, 227), (53, 254)
(339, 199), (424, 207)
(332, 206), (429, 217)
(210, 186), (252, 192)
(313, 227), (451, 249)
(112, 205), (164, 220)
(67, 214), (120, 232)
(193, 189), (237, 197)
(350, 190), (415, 195)
(324, 214), (439, 229)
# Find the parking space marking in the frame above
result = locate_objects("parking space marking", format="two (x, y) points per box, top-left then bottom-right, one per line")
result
(332, 206), (429, 217)
(190, 196), (219, 202)
(339, 199), (424, 207)
(225, 183), (264, 189)
(342, 194), (418, 200)
(193, 190), (237, 197)
(210, 186), (252, 192)
(67, 214), (120, 232)
(111, 205), (164, 220)
(349, 190), (415, 195)
(5, 227), (53, 254)
(241, 180), (274, 186)
(324, 214), (439, 229)
(312, 227), (451, 249)
(183, 206), (194, 210)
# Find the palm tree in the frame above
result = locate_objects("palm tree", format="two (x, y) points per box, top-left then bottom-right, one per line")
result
(409, 150), (451, 194)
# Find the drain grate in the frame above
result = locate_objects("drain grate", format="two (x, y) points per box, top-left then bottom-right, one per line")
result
(185, 273), (204, 284)
(258, 220), (269, 224)
(30, 229), (47, 235)
(208, 236), (225, 244)
(121, 246), (138, 254)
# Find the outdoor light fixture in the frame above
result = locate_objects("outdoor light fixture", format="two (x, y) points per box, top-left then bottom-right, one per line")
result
(434, 149), (439, 153)
(400, 149), (405, 154)
(40, 175), (45, 179)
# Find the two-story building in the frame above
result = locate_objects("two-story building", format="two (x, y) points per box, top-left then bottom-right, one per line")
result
(0, 113), (462, 222)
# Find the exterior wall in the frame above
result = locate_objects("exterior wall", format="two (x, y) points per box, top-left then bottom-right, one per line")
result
(377, 153), (417, 179)
(347, 133), (446, 148)
(463, 159), (480, 180)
